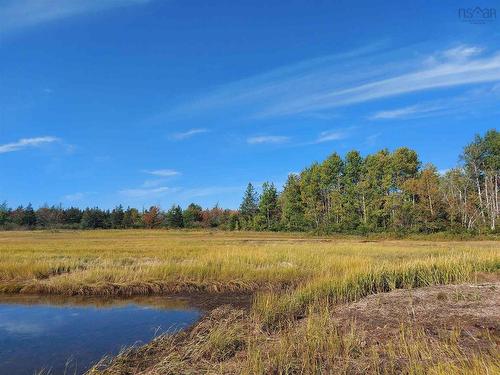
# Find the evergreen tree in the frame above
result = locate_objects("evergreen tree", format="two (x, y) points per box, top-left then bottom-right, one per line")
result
(0, 201), (10, 227)
(227, 211), (240, 230)
(256, 182), (279, 230)
(80, 208), (108, 229)
(123, 207), (141, 228)
(183, 203), (203, 228)
(110, 205), (125, 229)
(63, 207), (83, 227)
(23, 203), (37, 228)
(166, 205), (184, 228)
(239, 183), (258, 229)
(0, 130), (496, 234)
(11, 206), (25, 226)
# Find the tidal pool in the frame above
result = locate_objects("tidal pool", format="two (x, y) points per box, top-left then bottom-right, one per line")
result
(0, 295), (201, 375)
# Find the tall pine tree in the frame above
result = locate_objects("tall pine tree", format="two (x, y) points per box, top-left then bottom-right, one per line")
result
(166, 205), (184, 228)
(256, 182), (279, 230)
(239, 182), (258, 229)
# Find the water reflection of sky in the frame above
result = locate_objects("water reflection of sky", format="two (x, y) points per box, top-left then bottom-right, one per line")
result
(0, 300), (201, 375)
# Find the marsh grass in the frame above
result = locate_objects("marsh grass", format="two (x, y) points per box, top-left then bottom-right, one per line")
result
(89, 304), (499, 375)
(0, 231), (497, 296)
(241, 303), (499, 375)
(253, 253), (498, 329)
(1, 230), (498, 374)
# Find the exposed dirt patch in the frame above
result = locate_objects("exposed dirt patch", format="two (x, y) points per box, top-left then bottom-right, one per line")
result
(476, 271), (500, 283)
(332, 282), (500, 352)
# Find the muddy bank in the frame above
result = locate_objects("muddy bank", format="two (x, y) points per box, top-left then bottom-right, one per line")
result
(0, 290), (252, 313)
(88, 282), (500, 375)
(0, 279), (267, 296)
(0, 292), (253, 311)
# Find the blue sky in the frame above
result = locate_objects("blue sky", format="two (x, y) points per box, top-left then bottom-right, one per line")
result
(1, 0), (499, 209)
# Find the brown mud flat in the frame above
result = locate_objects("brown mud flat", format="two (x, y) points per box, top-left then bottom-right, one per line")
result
(88, 282), (500, 375)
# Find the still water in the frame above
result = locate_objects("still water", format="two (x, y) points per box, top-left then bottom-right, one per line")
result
(0, 295), (201, 375)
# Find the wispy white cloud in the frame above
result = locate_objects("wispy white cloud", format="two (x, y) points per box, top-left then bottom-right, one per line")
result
(370, 84), (500, 120)
(169, 44), (500, 119)
(169, 41), (389, 116)
(120, 169), (180, 198)
(119, 186), (177, 198)
(170, 128), (209, 140)
(369, 104), (445, 120)
(441, 45), (484, 61)
(247, 135), (290, 144)
(261, 49), (500, 117)
(144, 169), (180, 177)
(0, 0), (151, 34)
(0, 136), (59, 154)
(315, 130), (348, 143)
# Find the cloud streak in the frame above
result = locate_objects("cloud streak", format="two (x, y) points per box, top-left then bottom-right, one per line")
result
(369, 104), (445, 120)
(0, 0), (151, 34)
(247, 135), (290, 144)
(369, 84), (500, 120)
(144, 169), (180, 177)
(170, 44), (500, 119)
(315, 130), (347, 143)
(0, 136), (59, 154)
(170, 128), (209, 140)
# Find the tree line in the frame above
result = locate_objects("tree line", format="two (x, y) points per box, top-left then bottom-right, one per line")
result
(0, 202), (239, 230)
(1, 129), (498, 233)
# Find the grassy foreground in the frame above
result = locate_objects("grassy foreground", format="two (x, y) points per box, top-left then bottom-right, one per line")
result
(0, 230), (499, 374)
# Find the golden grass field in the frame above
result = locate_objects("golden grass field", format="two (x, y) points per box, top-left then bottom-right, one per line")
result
(1, 230), (498, 294)
(1, 230), (499, 374)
